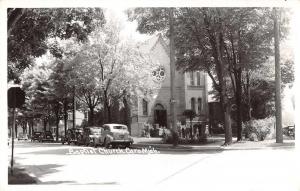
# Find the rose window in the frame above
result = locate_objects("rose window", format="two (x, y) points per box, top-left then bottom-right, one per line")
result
(152, 66), (166, 82)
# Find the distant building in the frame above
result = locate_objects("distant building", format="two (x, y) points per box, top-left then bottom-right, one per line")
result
(130, 35), (209, 137)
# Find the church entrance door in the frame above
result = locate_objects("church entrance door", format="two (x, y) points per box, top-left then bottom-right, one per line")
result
(154, 104), (167, 127)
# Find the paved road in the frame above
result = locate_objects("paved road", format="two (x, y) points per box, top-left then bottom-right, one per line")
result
(8, 141), (299, 191)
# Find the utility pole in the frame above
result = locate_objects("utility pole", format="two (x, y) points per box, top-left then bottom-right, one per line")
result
(169, 8), (178, 146)
(274, 8), (283, 143)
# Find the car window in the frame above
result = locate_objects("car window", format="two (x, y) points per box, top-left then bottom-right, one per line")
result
(91, 128), (101, 133)
(112, 125), (127, 130)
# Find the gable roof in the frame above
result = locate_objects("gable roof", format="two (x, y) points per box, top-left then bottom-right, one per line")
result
(138, 34), (170, 57)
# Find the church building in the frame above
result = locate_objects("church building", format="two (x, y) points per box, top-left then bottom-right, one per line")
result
(130, 35), (209, 137)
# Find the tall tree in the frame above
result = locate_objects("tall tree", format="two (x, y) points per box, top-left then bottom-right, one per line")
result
(20, 54), (57, 131)
(8, 8), (105, 82)
(67, 17), (159, 124)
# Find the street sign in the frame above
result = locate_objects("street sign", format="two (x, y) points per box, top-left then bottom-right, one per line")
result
(8, 87), (25, 175)
(8, 87), (25, 108)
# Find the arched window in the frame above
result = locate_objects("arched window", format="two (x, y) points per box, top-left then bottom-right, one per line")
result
(142, 99), (148, 115)
(191, 98), (196, 112)
(196, 71), (201, 86)
(190, 72), (194, 86)
(198, 98), (202, 113)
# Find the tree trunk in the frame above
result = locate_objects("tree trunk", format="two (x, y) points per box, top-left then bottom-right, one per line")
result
(246, 71), (252, 120)
(274, 8), (283, 143)
(190, 118), (193, 139)
(55, 105), (60, 142)
(123, 97), (131, 134)
(104, 91), (112, 123)
(89, 107), (95, 126)
(235, 69), (243, 141)
(224, 104), (232, 144)
(73, 89), (76, 129)
(31, 118), (34, 134)
(63, 99), (68, 135)
(43, 118), (47, 132)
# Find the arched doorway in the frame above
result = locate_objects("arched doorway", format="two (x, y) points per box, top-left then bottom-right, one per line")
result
(154, 104), (167, 127)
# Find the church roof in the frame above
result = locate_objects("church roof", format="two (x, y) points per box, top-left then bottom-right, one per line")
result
(137, 34), (170, 57)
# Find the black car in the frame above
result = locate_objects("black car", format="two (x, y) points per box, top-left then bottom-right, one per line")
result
(31, 132), (42, 142)
(18, 132), (28, 141)
(39, 131), (54, 142)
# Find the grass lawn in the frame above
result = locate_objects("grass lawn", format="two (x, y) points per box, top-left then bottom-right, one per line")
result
(8, 167), (37, 184)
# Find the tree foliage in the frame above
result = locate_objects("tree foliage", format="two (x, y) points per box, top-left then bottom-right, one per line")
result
(66, 17), (159, 124)
(8, 8), (105, 82)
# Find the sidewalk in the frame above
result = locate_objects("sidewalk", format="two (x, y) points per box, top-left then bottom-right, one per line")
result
(132, 136), (295, 152)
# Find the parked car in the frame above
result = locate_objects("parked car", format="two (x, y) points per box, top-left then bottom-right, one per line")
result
(77, 126), (103, 147)
(102, 124), (133, 148)
(39, 131), (54, 142)
(31, 132), (42, 142)
(61, 128), (83, 145)
(88, 127), (103, 148)
(18, 132), (28, 141)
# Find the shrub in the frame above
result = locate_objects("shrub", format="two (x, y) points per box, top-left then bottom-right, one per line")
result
(243, 117), (275, 141)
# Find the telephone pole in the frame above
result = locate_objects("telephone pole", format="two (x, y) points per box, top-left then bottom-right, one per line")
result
(274, 8), (283, 143)
(169, 8), (178, 146)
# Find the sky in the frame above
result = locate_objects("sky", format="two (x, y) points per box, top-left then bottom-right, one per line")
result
(104, 8), (151, 42)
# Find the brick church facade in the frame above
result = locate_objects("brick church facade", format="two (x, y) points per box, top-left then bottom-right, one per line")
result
(130, 35), (209, 137)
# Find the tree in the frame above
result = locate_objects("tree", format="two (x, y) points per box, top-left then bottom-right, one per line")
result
(66, 17), (159, 124)
(8, 8), (105, 83)
(20, 54), (57, 132)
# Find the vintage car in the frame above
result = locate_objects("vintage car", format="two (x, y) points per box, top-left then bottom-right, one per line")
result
(61, 128), (83, 145)
(77, 126), (103, 147)
(39, 131), (54, 142)
(102, 124), (133, 148)
(18, 132), (28, 141)
(31, 131), (42, 142)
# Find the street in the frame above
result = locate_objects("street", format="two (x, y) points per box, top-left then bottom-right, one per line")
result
(8, 141), (299, 191)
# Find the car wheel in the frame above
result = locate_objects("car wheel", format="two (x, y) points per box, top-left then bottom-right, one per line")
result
(125, 143), (130, 148)
(91, 139), (95, 148)
(104, 139), (111, 149)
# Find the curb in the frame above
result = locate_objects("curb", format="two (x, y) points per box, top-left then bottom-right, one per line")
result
(131, 144), (223, 152)
(132, 143), (295, 152)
